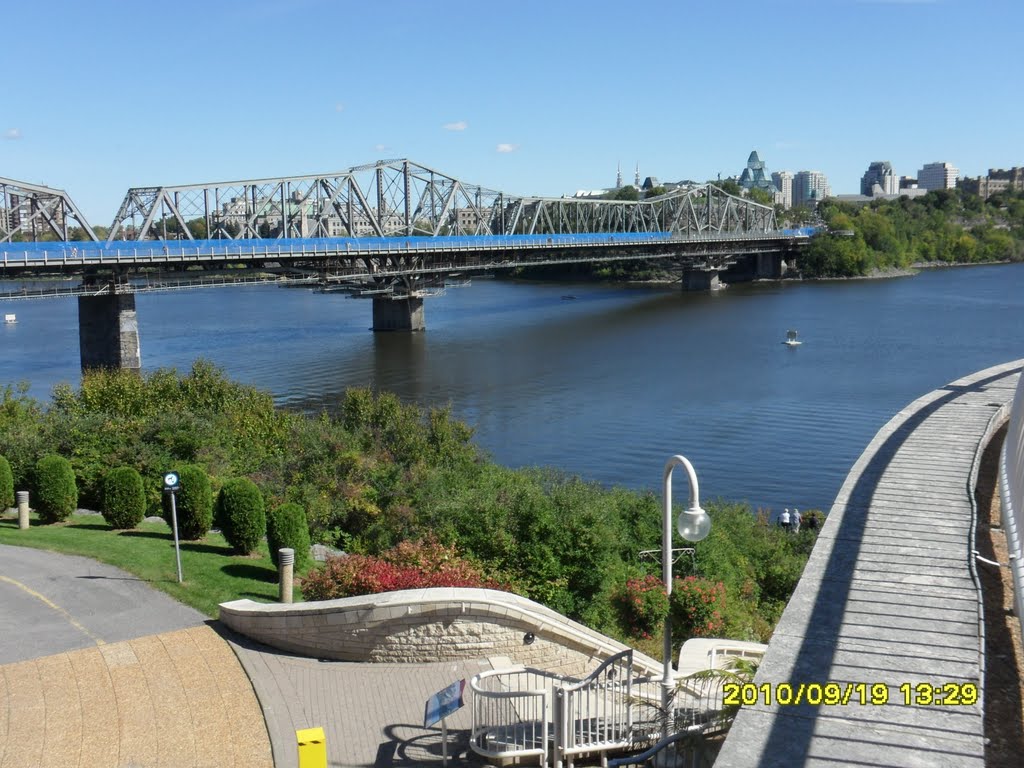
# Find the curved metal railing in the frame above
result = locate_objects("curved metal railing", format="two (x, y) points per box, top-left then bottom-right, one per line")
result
(470, 667), (567, 766)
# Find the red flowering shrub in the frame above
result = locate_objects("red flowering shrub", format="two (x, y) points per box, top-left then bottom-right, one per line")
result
(671, 576), (726, 638)
(300, 537), (504, 601)
(612, 575), (670, 639)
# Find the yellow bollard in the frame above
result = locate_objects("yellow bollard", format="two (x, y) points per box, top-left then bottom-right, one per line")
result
(296, 726), (327, 768)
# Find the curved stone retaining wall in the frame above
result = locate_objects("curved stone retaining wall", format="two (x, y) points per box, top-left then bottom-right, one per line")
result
(220, 587), (660, 677)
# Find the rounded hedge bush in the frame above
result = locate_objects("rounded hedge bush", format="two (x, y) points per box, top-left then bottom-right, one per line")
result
(165, 464), (213, 540)
(34, 454), (78, 524)
(102, 466), (146, 529)
(266, 502), (311, 570)
(0, 455), (14, 511)
(216, 478), (265, 555)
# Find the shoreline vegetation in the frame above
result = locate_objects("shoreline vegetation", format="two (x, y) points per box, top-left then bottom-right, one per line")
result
(0, 364), (822, 656)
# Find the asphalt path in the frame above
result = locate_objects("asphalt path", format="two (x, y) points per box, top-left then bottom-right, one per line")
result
(0, 543), (205, 664)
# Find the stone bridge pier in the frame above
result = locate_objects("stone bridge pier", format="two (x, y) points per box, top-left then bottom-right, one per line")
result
(78, 292), (141, 372)
(372, 296), (425, 331)
(681, 267), (723, 291)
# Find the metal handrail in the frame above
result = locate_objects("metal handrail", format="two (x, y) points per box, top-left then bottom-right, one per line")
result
(470, 667), (569, 766)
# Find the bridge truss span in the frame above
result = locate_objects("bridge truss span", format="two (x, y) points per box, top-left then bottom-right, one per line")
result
(0, 177), (99, 243)
(105, 158), (777, 243)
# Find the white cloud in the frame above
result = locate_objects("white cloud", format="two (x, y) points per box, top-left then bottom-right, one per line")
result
(373, 143), (389, 152)
(334, 103), (345, 113)
(4, 128), (22, 140)
(444, 121), (468, 132)
(496, 143), (519, 154)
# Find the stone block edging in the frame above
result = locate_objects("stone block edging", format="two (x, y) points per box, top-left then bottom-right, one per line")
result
(219, 587), (661, 675)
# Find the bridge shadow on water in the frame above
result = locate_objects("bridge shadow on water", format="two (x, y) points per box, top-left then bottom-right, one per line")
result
(283, 283), (697, 413)
(744, 366), (1019, 766)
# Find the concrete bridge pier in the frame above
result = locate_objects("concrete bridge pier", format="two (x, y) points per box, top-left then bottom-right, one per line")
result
(681, 267), (722, 292)
(78, 293), (142, 371)
(755, 252), (789, 279)
(372, 296), (425, 331)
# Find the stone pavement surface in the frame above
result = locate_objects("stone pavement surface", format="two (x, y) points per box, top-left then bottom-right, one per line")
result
(716, 360), (1023, 768)
(230, 636), (494, 767)
(0, 545), (273, 768)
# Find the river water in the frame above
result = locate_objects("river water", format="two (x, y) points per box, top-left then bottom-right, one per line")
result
(3, 264), (1023, 514)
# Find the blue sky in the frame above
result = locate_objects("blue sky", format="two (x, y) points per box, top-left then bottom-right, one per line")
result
(2, 0), (1019, 224)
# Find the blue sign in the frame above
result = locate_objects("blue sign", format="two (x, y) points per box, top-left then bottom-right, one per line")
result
(424, 679), (466, 727)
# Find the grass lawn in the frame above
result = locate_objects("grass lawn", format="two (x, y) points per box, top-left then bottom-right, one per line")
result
(0, 512), (308, 617)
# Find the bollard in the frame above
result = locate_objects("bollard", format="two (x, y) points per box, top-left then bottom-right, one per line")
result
(279, 548), (295, 604)
(16, 491), (29, 530)
(296, 726), (326, 768)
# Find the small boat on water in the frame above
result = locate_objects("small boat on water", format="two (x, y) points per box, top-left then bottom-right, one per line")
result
(561, 295), (578, 301)
(782, 329), (802, 347)
(4, 313), (15, 324)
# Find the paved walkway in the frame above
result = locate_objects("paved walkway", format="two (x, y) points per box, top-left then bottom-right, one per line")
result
(229, 635), (493, 767)
(0, 545), (273, 768)
(716, 360), (1023, 767)
(0, 544), (206, 664)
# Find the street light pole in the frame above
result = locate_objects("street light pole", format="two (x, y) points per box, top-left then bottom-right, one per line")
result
(661, 454), (711, 736)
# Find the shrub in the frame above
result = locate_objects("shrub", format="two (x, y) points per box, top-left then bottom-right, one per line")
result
(102, 467), (146, 529)
(0, 454), (13, 510)
(671, 576), (727, 639)
(266, 502), (311, 569)
(169, 464), (213, 540)
(301, 537), (501, 601)
(215, 477), (265, 555)
(34, 454), (78, 523)
(612, 575), (669, 640)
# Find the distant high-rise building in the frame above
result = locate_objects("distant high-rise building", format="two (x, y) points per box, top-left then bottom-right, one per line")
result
(793, 171), (830, 208)
(861, 161), (898, 196)
(635, 164), (640, 188)
(738, 150), (777, 192)
(616, 162), (622, 189)
(771, 171), (793, 209)
(899, 176), (918, 190)
(918, 162), (958, 191)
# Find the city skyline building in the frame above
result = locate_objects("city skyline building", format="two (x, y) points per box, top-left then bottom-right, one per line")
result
(771, 171), (793, 209)
(959, 167), (1024, 199)
(918, 162), (959, 191)
(738, 151), (777, 193)
(793, 171), (831, 208)
(861, 161), (898, 196)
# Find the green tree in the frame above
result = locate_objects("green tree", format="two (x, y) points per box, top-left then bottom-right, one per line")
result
(713, 179), (742, 197)
(186, 217), (208, 240)
(748, 187), (774, 206)
(102, 466), (146, 529)
(608, 185), (640, 201)
(266, 502), (311, 569)
(0, 455), (14, 510)
(216, 477), (266, 555)
(170, 464), (213, 540)
(34, 454), (78, 523)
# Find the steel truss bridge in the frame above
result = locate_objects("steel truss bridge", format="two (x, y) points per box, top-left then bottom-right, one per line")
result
(1, 160), (810, 365)
(0, 159), (801, 300)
